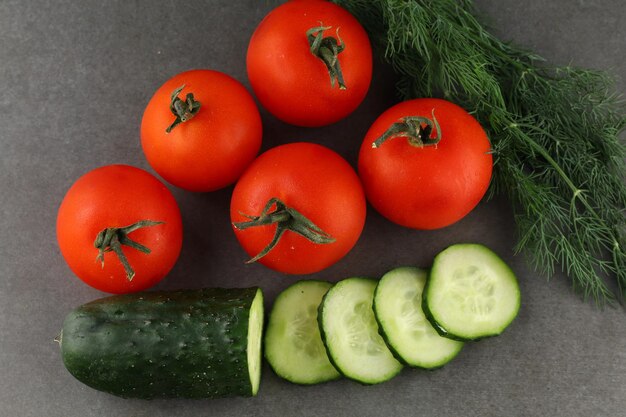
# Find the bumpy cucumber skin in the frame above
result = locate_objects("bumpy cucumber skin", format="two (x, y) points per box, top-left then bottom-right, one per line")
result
(422, 244), (521, 342)
(60, 288), (262, 399)
(317, 278), (403, 385)
(373, 267), (463, 369)
(264, 280), (340, 385)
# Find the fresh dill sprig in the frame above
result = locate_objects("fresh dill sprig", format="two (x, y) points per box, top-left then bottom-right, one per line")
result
(335, 0), (626, 305)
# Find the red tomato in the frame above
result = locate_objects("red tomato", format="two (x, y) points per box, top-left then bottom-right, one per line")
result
(247, 0), (372, 127)
(358, 98), (493, 229)
(231, 142), (366, 274)
(56, 165), (183, 293)
(141, 69), (262, 192)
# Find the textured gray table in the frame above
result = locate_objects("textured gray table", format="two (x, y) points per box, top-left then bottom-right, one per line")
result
(1, 1), (625, 416)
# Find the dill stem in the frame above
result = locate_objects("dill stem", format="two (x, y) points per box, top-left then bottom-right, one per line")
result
(334, 0), (626, 304)
(508, 123), (621, 250)
(482, 42), (528, 73)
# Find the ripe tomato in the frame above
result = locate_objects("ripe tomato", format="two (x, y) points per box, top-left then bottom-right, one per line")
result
(141, 69), (262, 192)
(358, 98), (493, 230)
(231, 142), (366, 274)
(247, 0), (372, 127)
(56, 165), (183, 293)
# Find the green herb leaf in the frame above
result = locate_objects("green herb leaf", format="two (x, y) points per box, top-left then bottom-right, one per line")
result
(335, 0), (626, 305)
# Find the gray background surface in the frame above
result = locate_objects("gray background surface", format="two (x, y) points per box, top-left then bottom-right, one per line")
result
(1, 1), (625, 416)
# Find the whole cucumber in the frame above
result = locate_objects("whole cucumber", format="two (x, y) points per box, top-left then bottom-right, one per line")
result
(58, 287), (264, 399)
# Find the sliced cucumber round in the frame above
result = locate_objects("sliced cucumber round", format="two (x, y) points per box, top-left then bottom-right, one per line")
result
(319, 277), (403, 384)
(424, 244), (521, 341)
(264, 280), (340, 385)
(374, 267), (464, 368)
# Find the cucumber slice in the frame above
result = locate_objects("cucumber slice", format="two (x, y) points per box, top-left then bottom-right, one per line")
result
(374, 267), (463, 368)
(264, 280), (340, 385)
(424, 244), (521, 341)
(319, 277), (403, 384)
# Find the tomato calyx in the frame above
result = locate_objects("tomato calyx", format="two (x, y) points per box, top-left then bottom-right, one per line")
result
(166, 84), (201, 133)
(307, 24), (346, 90)
(233, 197), (336, 263)
(94, 220), (164, 281)
(372, 112), (442, 149)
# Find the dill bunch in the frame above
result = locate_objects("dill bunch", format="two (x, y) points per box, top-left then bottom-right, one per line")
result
(335, 0), (626, 304)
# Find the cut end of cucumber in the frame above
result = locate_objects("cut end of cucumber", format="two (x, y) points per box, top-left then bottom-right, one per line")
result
(247, 288), (264, 396)
(425, 244), (520, 341)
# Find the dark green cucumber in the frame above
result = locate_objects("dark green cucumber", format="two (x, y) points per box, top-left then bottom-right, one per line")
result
(59, 287), (264, 399)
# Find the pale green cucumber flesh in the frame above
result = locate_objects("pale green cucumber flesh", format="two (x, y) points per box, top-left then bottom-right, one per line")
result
(264, 280), (340, 385)
(374, 267), (463, 368)
(319, 277), (403, 384)
(247, 288), (264, 395)
(424, 244), (521, 341)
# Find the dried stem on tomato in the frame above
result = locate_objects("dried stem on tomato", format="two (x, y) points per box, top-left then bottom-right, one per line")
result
(307, 24), (347, 89)
(94, 220), (164, 281)
(166, 84), (201, 133)
(233, 197), (335, 263)
(372, 111), (441, 149)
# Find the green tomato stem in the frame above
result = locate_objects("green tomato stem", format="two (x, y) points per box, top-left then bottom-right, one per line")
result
(94, 220), (164, 281)
(372, 111), (442, 148)
(233, 197), (336, 264)
(166, 84), (201, 133)
(307, 24), (347, 90)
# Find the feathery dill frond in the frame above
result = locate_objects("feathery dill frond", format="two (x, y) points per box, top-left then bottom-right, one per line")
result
(335, 0), (626, 305)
